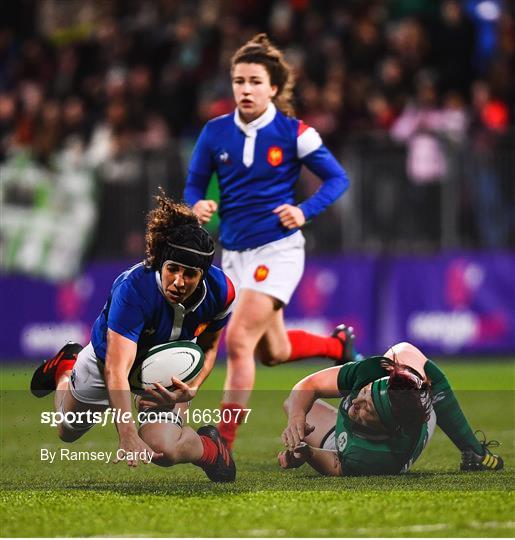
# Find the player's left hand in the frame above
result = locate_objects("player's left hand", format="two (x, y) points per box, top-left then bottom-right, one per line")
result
(273, 204), (306, 229)
(139, 378), (197, 409)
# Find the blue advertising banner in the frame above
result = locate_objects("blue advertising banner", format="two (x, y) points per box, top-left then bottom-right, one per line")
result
(284, 255), (378, 355)
(1, 261), (129, 360)
(1, 253), (514, 360)
(379, 253), (515, 355)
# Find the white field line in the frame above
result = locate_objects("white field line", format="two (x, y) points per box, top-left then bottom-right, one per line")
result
(243, 520), (515, 537)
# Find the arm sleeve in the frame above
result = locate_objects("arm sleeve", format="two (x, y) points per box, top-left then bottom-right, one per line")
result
(184, 126), (214, 206)
(205, 274), (236, 333)
(336, 358), (384, 394)
(425, 360), (483, 453)
(337, 362), (361, 394)
(107, 281), (147, 343)
(298, 144), (350, 221)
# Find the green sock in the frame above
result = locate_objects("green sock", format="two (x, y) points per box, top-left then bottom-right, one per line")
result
(425, 360), (483, 455)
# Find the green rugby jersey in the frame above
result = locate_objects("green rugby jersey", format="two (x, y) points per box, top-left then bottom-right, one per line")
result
(334, 357), (432, 476)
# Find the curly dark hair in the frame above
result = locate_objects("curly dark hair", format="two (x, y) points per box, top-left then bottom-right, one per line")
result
(144, 191), (214, 271)
(381, 358), (433, 434)
(231, 33), (296, 117)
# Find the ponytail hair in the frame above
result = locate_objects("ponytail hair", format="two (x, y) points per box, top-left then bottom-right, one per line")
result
(231, 33), (295, 117)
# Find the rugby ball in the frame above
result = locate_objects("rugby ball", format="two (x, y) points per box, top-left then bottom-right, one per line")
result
(129, 341), (204, 394)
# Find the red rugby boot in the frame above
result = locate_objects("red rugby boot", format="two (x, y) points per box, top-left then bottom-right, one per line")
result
(30, 342), (83, 397)
(197, 425), (236, 482)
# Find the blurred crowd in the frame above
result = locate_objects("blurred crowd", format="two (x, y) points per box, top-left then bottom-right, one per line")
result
(1, 0), (514, 260)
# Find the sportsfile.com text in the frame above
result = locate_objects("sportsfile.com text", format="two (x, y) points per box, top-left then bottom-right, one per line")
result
(40, 408), (252, 427)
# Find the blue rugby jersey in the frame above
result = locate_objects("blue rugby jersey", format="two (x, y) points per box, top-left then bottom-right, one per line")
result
(184, 104), (349, 251)
(90, 262), (235, 362)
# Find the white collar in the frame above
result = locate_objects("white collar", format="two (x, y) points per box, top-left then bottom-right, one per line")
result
(155, 271), (207, 313)
(234, 103), (276, 135)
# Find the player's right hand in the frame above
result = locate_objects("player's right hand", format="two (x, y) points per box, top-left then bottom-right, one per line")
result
(192, 200), (218, 224)
(139, 378), (196, 410)
(114, 433), (163, 467)
(282, 415), (315, 449)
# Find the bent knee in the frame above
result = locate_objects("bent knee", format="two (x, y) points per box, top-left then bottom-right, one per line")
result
(226, 329), (253, 357)
(152, 455), (174, 467)
(259, 354), (282, 367)
(140, 427), (169, 449)
(257, 342), (289, 366)
(57, 426), (88, 443)
(385, 342), (427, 365)
(387, 342), (422, 356)
(282, 398), (289, 413)
(260, 357), (278, 367)
(57, 427), (73, 442)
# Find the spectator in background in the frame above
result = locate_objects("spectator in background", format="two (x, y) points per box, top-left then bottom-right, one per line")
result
(390, 71), (452, 243)
(0, 28), (19, 92)
(13, 81), (43, 148)
(127, 64), (155, 131)
(53, 46), (80, 98)
(376, 55), (409, 113)
(366, 91), (397, 132)
(0, 92), (17, 159)
(61, 96), (91, 157)
(465, 0), (503, 75)
(387, 17), (430, 81)
(33, 98), (62, 164)
(468, 79), (512, 248)
(433, 0), (475, 96)
(390, 71), (448, 185)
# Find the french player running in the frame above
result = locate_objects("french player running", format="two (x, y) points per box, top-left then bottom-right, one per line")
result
(31, 194), (236, 482)
(185, 33), (352, 449)
(279, 342), (504, 476)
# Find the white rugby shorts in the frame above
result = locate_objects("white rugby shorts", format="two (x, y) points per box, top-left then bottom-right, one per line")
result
(69, 342), (110, 406)
(68, 342), (184, 427)
(222, 231), (305, 305)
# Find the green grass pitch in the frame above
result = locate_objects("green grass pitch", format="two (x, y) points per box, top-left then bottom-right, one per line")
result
(1, 359), (514, 537)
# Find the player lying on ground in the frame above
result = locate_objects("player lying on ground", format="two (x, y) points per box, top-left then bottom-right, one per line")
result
(31, 194), (236, 482)
(279, 341), (504, 476)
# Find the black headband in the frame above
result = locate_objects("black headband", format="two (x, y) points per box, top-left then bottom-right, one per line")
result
(161, 242), (215, 273)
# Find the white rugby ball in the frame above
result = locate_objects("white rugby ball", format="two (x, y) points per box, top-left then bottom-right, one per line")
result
(129, 341), (204, 394)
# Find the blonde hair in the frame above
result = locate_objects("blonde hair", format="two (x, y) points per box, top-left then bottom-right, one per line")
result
(231, 33), (295, 117)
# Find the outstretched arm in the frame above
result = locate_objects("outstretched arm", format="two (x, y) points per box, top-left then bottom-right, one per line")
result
(104, 330), (163, 466)
(282, 366), (341, 448)
(425, 360), (485, 455)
